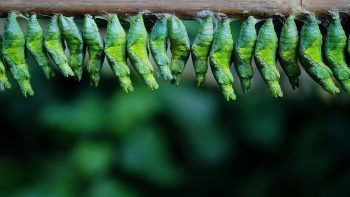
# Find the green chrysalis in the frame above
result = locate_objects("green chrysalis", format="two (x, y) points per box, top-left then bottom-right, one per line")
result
(127, 14), (159, 90)
(254, 19), (283, 97)
(104, 14), (134, 92)
(44, 15), (74, 77)
(209, 18), (236, 101)
(150, 16), (173, 81)
(278, 15), (301, 89)
(59, 15), (85, 81)
(191, 16), (214, 87)
(0, 35), (11, 89)
(2, 12), (34, 97)
(299, 14), (339, 94)
(82, 15), (104, 87)
(168, 15), (191, 85)
(26, 14), (55, 79)
(233, 16), (257, 93)
(324, 12), (350, 94)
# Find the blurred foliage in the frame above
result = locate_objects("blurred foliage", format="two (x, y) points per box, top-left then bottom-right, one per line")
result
(0, 18), (350, 197)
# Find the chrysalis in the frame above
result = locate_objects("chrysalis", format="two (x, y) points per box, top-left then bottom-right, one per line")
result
(59, 15), (85, 81)
(2, 12), (34, 97)
(254, 19), (283, 97)
(44, 15), (74, 77)
(150, 16), (173, 81)
(324, 12), (350, 94)
(168, 15), (191, 85)
(209, 18), (236, 101)
(104, 14), (134, 92)
(233, 16), (257, 93)
(26, 14), (55, 79)
(191, 16), (214, 87)
(0, 35), (11, 89)
(278, 15), (300, 89)
(82, 15), (104, 87)
(299, 14), (339, 94)
(127, 14), (159, 90)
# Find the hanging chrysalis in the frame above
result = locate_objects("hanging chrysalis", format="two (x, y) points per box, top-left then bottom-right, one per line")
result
(209, 18), (236, 101)
(150, 16), (173, 81)
(324, 12), (350, 94)
(127, 14), (159, 90)
(59, 15), (85, 81)
(299, 14), (339, 94)
(278, 15), (300, 89)
(104, 14), (134, 92)
(191, 15), (214, 87)
(26, 14), (55, 79)
(168, 15), (191, 85)
(2, 12), (34, 97)
(44, 15), (74, 77)
(82, 15), (104, 87)
(0, 35), (11, 89)
(233, 16), (257, 93)
(254, 19), (283, 97)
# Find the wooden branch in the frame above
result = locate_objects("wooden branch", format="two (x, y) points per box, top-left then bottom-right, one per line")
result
(0, 0), (349, 18)
(302, 0), (350, 15)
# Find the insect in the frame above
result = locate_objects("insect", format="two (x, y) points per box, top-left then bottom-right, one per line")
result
(150, 16), (173, 81)
(209, 18), (236, 101)
(0, 35), (11, 89)
(324, 12), (350, 94)
(254, 19), (283, 97)
(299, 14), (339, 94)
(233, 16), (257, 93)
(168, 15), (191, 85)
(127, 14), (159, 90)
(44, 15), (75, 77)
(104, 14), (134, 92)
(191, 15), (214, 87)
(59, 15), (85, 81)
(278, 15), (300, 89)
(82, 14), (105, 87)
(2, 12), (34, 97)
(26, 14), (55, 79)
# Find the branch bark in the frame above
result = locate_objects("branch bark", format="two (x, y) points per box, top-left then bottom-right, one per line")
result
(0, 0), (349, 18)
